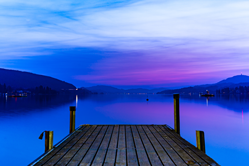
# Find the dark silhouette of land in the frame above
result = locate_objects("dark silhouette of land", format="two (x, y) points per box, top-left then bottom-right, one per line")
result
(158, 75), (249, 95)
(85, 85), (168, 94)
(0, 68), (76, 91)
(2, 68), (249, 96)
(217, 75), (249, 84)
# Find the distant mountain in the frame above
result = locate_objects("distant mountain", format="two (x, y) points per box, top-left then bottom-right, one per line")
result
(85, 85), (124, 93)
(217, 75), (249, 84)
(125, 88), (168, 93)
(125, 88), (150, 93)
(0, 68), (76, 91)
(85, 85), (168, 94)
(158, 75), (249, 95)
(149, 88), (169, 93)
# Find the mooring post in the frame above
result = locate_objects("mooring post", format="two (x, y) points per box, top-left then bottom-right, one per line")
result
(196, 130), (205, 153)
(70, 106), (76, 134)
(45, 131), (53, 152)
(173, 93), (180, 135)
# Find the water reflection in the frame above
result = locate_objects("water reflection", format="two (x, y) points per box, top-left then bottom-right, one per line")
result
(1, 94), (248, 117)
(180, 94), (249, 113)
(0, 94), (249, 166)
(0, 95), (80, 117)
(76, 95), (78, 108)
(242, 109), (244, 124)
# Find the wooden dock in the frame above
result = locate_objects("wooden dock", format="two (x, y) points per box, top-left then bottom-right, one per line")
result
(30, 125), (219, 166)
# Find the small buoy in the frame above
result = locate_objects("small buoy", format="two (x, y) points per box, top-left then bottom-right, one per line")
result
(146, 98), (149, 101)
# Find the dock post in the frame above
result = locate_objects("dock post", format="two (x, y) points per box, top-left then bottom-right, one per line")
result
(196, 130), (205, 153)
(45, 131), (53, 152)
(173, 93), (180, 135)
(70, 106), (76, 134)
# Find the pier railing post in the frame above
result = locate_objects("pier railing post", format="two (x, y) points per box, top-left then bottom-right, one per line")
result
(196, 130), (205, 153)
(70, 106), (76, 134)
(173, 93), (180, 135)
(45, 131), (53, 152)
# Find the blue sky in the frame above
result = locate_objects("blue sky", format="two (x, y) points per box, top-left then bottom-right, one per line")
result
(1, 0), (249, 88)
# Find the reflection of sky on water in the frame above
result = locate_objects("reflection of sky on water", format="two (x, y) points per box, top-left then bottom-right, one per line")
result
(181, 94), (249, 113)
(0, 94), (249, 165)
(180, 96), (249, 166)
(242, 109), (244, 124)
(0, 95), (76, 117)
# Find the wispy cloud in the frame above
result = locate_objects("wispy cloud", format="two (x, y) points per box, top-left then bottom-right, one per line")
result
(1, 0), (249, 54)
(1, 0), (249, 87)
(0, 0), (139, 57)
(74, 48), (249, 86)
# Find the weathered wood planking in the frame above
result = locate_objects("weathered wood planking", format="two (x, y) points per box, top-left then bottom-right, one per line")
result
(30, 125), (219, 166)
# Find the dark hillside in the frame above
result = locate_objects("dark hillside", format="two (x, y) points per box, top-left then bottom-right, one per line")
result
(158, 75), (249, 95)
(0, 68), (75, 90)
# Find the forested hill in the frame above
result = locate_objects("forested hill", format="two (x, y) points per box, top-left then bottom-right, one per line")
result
(85, 85), (168, 94)
(0, 68), (76, 91)
(158, 75), (249, 94)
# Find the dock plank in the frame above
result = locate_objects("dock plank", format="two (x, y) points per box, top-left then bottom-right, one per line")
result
(136, 125), (163, 166)
(91, 126), (114, 166)
(66, 126), (103, 166)
(131, 126), (150, 166)
(148, 126), (187, 166)
(79, 125), (109, 166)
(162, 126), (219, 166)
(54, 125), (98, 166)
(125, 125), (139, 166)
(154, 125), (199, 165)
(34, 126), (86, 166)
(43, 126), (92, 166)
(159, 126), (206, 165)
(115, 125), (126, 166)
(30, 125), (219, 166)
(103, 125), (119, 166)
(142, 125), (175, 166)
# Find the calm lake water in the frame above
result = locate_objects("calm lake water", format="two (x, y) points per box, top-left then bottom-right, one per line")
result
(0, 94), (249, 165)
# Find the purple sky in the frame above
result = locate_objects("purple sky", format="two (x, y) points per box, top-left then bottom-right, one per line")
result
(1, 0), (249, 88)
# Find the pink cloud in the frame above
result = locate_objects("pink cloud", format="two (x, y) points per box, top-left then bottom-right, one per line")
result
(74, 48), (247, 87)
